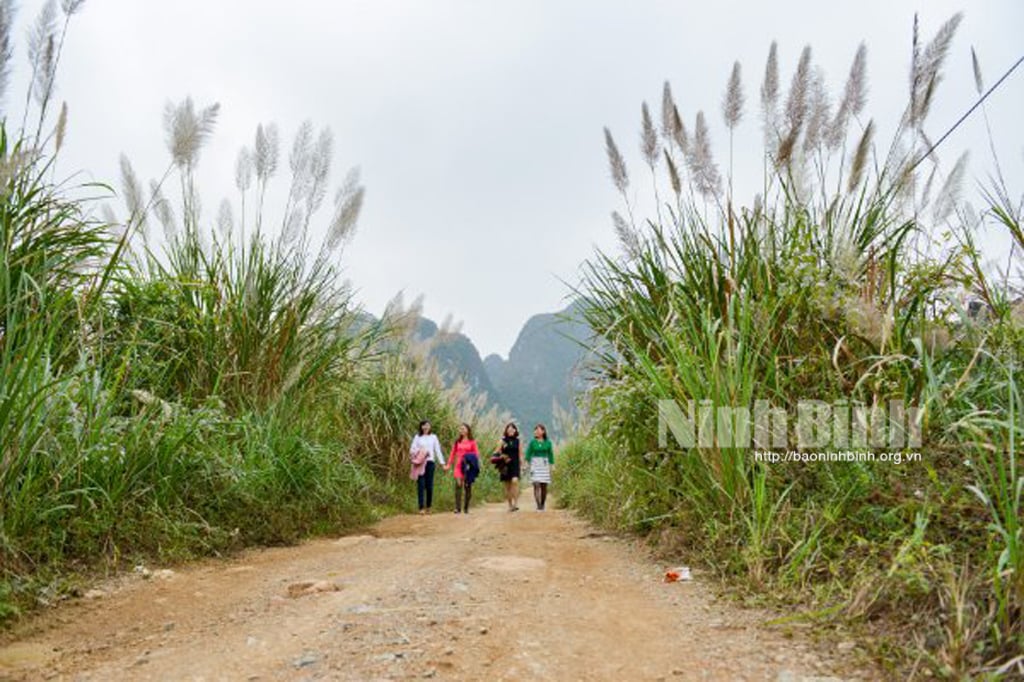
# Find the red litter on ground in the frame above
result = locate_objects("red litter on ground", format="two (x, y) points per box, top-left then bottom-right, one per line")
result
(664, 566), (692, 582)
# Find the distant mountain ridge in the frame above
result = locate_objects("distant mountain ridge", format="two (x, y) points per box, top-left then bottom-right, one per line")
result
(413, 317), (497, 398)
(483, 303), (591, 430)
(410, 303), (591, 432)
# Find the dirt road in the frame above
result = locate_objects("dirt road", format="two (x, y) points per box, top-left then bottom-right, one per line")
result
(0, 503), (876, 681)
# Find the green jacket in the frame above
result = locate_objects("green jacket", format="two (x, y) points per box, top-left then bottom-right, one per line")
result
(525, 438), (554, 464)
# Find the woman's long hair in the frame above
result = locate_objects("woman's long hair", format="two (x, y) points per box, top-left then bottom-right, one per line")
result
(457, 423), (474, 441)
(418, 420), (431, 435)
(504, 422), (519, 438)
(535, 423), (548, 441)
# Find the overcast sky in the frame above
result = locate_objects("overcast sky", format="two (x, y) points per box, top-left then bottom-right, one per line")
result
(8, 0), (1024, 357)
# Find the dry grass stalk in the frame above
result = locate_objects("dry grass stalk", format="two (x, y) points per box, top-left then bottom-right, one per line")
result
(304, 128), (333, 223)
(383, 291), (424, 339)
(803, 68), (831, 153)
(722, 61), (745, 129)
(603, 127), (629, 195)
(760, 40), (780, 139)
(847, 120), (874, 193)
(909, 13), (963, 127)
(612, 210), (639, 257)
(328, 182), (364, 250)
(289, 120), (313, 183)
(640, 102), (659, 169)
(54, 100), (67, 151)
(27, 0), (58, 108)
(282, 206), (304, 244)
(217, 199), (234, 237)
(150, 179), (178, 241)
(784, 46), (813, 136)
(254, 123), (280, 182)
(60, 0), (86, 15)
(664, 149), (681, 196)
(687, 110), (722, 199)
(827, 43), (867, 150)
(671, 104), (688, 155)
(119, 154), (146, 230)
(439, 313), (464, 339)
(235, 147), (253, 192)
(841, 44), (868, 118)
(163, 97), (220, 169)
(0, 0), (13, 105)
(970, 47), (984, 95)
(932, 152), (969, 224)
(660, 81), (676, 140)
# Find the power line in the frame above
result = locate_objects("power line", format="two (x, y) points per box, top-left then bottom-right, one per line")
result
(909, 52), (1024, 173)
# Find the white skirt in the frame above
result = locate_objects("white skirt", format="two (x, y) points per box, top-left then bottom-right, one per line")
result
(530, 459), (551, 484)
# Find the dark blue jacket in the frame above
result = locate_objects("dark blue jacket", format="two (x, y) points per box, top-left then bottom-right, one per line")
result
(461, 453), (481, 485)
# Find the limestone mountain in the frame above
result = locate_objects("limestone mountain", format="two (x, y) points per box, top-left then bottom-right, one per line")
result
(483, 303), (591, 430)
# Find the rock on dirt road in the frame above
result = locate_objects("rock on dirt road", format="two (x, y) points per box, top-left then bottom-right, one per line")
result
(0, 503), (879, 681)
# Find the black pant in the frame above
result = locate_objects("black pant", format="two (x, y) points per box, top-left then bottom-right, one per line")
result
(417, 461), (436, 510)
(455, 481), (473, 513)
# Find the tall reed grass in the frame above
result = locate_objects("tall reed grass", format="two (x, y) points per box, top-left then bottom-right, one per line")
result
(560, 14), (1022, 677)
(0, 2), (491, 620)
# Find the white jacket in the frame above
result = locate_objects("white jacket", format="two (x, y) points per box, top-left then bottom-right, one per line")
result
(409, 433), (446, 466)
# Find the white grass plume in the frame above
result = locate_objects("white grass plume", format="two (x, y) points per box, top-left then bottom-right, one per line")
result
(909, 13), (962, 127)
(671, 104), (688, 155)
(119, 154), (146, 231)
(603, 127), (629, 195)
(722, 61), (745, 129)
(254, 122), (279, 182)
(163, 97), (220, 169)
(235, 147), (253, 192)
(803, 67), (831, 153)
(640, 102), (659, 169)
(660, 81), (677, 140)
(289, 119), (313, 190)
(303, 127), (333, 226)
(150, 179), (178, 242)
(217, 199), (234, 238)
(847, 120), (874, 193)
(687, 110), (722, 199)
(60, 0), (86, 15)
(827, 44), (868, 150)
(282, 206), (304, 245)
(760, 41), (780, 142)
(932, 152), (968, 224)
(970, 47), (984, 95)
(54, 100), (67, 151)
(664, 150), (681, 197)
(0, 0), (14, 106)
(612, 210), (639, 257)
(328, 172), (364, 251)
(27, 0), (58, 109)
(785, 46), (812, 131)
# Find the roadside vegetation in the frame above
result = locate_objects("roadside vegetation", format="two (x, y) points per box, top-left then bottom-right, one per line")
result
(558, 14), (1023, 678)
(0, 1), (502, 620)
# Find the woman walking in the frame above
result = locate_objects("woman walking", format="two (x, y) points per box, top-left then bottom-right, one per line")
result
(444, 423), (479, 514)
(525, 424), (554, 511)
(493, 422), (521, 511)
(410, 420), (445, 515)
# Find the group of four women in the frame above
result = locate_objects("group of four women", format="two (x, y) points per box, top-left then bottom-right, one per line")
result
(408, 420), (555, 514)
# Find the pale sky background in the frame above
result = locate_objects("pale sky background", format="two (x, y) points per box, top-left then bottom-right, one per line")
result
(7, 0), (1023, 357)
